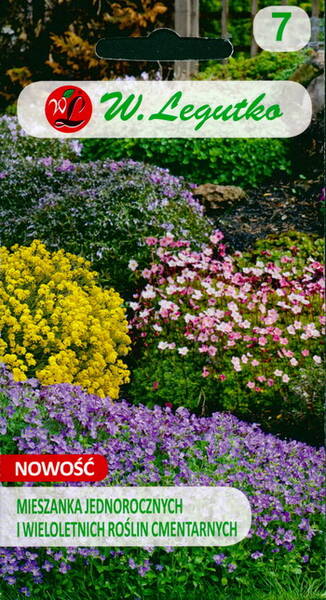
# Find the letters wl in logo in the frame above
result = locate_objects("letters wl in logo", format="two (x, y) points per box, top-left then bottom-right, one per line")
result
(45, 85), (92, 133)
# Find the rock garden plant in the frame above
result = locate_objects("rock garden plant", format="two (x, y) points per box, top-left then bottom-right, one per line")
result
(129, 233), (324, 442)
(0, 150), (212, 298)
(0, 241), (130, 397)
(0, 366), (324, 598)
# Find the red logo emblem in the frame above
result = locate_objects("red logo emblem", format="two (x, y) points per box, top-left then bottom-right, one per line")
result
(45, 85), (92, 133)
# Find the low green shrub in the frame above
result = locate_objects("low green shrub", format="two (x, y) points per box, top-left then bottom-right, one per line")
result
(196, 50), (313, 82)
(81, 138), (291, 188)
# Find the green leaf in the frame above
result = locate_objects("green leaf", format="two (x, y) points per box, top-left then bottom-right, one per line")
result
(63, 88), (75, 98)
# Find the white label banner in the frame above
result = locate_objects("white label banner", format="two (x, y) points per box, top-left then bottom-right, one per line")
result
(0, 486), (251, 547)
(17, 80), (312, 138)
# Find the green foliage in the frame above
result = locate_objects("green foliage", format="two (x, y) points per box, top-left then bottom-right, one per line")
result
(195, 50), (322, 186)
(234, 231), (324, 274)
(0, 393), (24, 455)
(1, 563), (325, 600)
(197, 50), (313, 82)
(130, 346), (324, 444)
(287, 362), (325, 424)
(81, 137), (291, 188)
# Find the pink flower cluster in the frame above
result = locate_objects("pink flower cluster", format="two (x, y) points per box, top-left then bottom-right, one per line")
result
(131, 233), (324, 395)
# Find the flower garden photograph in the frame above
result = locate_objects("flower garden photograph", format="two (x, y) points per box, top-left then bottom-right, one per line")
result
(0, 1), (325, 599)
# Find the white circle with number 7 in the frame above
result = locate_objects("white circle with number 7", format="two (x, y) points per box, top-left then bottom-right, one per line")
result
(253, 6), (311, 52)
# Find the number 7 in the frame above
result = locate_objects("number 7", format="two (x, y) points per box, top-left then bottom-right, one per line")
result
(272, 12), (292, 41)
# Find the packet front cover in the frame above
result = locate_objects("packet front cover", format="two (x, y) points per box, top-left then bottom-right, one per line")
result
(0, 2), (324, 599)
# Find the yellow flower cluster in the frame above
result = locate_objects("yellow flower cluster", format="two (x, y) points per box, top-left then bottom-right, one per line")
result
(0, 240), (131, 398)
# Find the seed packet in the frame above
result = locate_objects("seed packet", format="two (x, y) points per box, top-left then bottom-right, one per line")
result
(0, 4), (324, 599)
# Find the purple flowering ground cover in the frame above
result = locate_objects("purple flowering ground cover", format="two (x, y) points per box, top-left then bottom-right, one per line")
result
(0, 366), (324, 598)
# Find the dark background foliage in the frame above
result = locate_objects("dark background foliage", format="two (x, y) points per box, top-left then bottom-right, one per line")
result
(0, 0), (323, 110)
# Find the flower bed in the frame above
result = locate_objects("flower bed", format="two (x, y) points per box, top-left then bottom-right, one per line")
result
(129, 233), (324, 442)
(0, 366), (324, 597)
(0, 149), (212, 297)
(0, 241), (130, 397)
